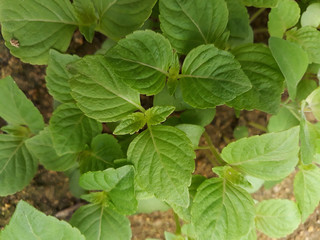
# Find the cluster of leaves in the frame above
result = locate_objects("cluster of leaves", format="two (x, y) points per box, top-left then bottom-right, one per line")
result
(1, 0), (320, 239)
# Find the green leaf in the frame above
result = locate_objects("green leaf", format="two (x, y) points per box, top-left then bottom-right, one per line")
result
(225, 0), (253, 48)
(113, 112), (146, 135)
(106, 30), (173, 95)
(287, 27), (320, 64)
(68, 55), (142, 122)
(159, 0), (229, 54)
(73, 0), (97, 42)
(145, 106), (175, 125)
(64, 166), (87, 198)
(70, 204), (131, 240)
(233, 126), (249, 140)
(268, 0), (300, 38)
(80, 165), (137, 214)
(301, 3), (320, 28)
(296, 79), (318, 102)
(269, 37), (309, 99)
(0, 135), (38, 196)
(181, 44), (251, 108)
(180, 108), (216, 127)
(26, 127), (77, 171)
(221, 127), (300, 180)
(78, 134), (123, 173)
(1, 200), (85, 240)
(46, 50), (80, 103)
(50, 103), (102, 155)
(0, 76), (44, 134)
(175, 124), (205, 148)
(0, 0), (77, 64)
(267, 106), (300, 132)
(228, 43), (284, 114)
(306, 87), (320, 120)
(255, 199), (301, 238)
(127, 125), (195, 207)
(191, 178), (255, 240)
(242, 0), (278, 7)
(294, 164), (320, 222)
(92, 0), (157, 40)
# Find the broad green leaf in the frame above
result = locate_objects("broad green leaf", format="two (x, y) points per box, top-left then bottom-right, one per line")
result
(50, 103), (102, 155)
(127, 125), (195, 207)
(233, 126), (249, 140)
(296, 79), (318, 102)
(268, 0), (300, 38)
(180, 108), (216, 127)
(228, 43), (284, 114)
(145, 106), (175, 125)
(294, 164), (320, 222)
(0, 76), (44, 134)
(73, 0), (97, 42)
(164, 232), (185, 240)
(306, 87), (320, 120)
(1, 201), (85, 240)
(80, 165), (137, 214)
(0, 0), (77, 64)
(226, 0), (253, 48)
(78, 134), (123, 173)
(136, 196), (170, 214)
(64, 166), (87, 198)
(159, 0), (229, 54)
(301, 3), (320, 28)
(46, 50), (80, 103)
(95, 39), (116, 55)
(287, 27), (320, 64)
(92, 0), (157, 40)
(242, 0), (278, 7)
(68, 55), (142, 122)
(191, 178), (255, 240)
(26, 128), (77, 171)
(175, 124), (205, 148)
(267, 105), (300, 132)
(255, 199), (301, 238)
(70, 204), (131, 240)
(269, 37), (309, 99)
(181, 44), (251, 108)
(0, 135), (37, 196)
(113, 112), (146, 135)
(106, 30), (173, 95)
(221, 127), (300, 180)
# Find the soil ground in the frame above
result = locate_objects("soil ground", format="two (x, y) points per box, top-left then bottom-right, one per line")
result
(1, 8), (320, 239)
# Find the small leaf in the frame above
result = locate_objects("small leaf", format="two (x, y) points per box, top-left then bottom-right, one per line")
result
(181, 44), (251, 108)
(0, 135), (38, 196)
(50, 103), (102, 155)
(294, 164), (320, 222)
(1, 201), (85, 240)
(175, 124), (204, 148)
(106, 30), (173, 95)
(287, 26), (320, 64)
(26, 127), (77, 171)
(69, 55), (142, 122)
(127, 125), (195, 207)
(301, 3), (320, 28)
(78, 134), (123, 173)
(221, 127), (300, 180)
(180, 108), (216, 127)
(159, 0), (229, 54)
(296, 79), (318, 102)
(70, 204), (131, 240)
(0, 76), (44, 134)
(228, 43), (284, 114)
(93, 0), (157, 40)
(267, 105), (300, 132)
(233, 126), (249, 140)
(145, 106), (175, 125)
(79, 165), (137, 215)
(306, 87), (320, 121)
(242, 0), (278, 8)
(0, 0), (78, 64)
(269, 37), (309, 99)
(191, 178), (255, 240)
(46, 50), (80, 103)
(255, 199), (301, 238)
(268, 0), (300, 38)
(114, 112), (146, 135)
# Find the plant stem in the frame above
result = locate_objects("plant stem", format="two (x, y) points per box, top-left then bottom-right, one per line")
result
(173, 212), (181, 235)
(203, 131), (225, 166)
(254, 28), (268, 34)
(248, 121), (268, 132)
(250, 8), (266, 23)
